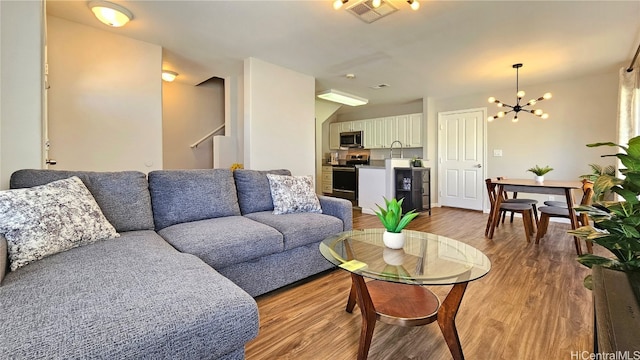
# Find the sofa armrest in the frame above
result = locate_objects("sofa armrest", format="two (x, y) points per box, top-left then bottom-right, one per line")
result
(0, 234), (7, 285)
(318, 195), (353, 231)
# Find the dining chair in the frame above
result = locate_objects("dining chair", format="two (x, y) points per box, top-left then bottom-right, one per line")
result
(535, 180), (594, 254)
(485, 178), (536, 242)
(496, 177), (539, 225)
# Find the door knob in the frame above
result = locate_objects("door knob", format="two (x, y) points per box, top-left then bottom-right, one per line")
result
(474, 164), (482, 168)
(46, 159), (57, 165)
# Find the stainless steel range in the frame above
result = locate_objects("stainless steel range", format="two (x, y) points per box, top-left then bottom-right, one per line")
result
(332, 154), (369, 201)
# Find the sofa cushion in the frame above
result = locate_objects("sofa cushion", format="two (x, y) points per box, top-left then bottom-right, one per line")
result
(266, 174), (322, 215)
(148, 169), (241, 230)
(233, 169), (291, 214)
(0, 230), (258, 359)
(0, 177), (119, 271)
(10, 169), (154, 232)
(158, 216), (284, 269)
(244, 211), (344, 250)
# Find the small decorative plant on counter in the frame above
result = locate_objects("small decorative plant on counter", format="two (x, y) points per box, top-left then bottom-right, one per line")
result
(527, 165), (553, 183)
(569, 136), (640, 289)
(374, 197), (419, 249)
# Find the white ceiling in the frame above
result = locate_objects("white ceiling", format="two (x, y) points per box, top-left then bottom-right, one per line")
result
(47, 0), (640, 106)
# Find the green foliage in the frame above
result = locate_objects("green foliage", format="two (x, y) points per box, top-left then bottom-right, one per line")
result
(526, 165), (554, 176)
(569, 136), (640, 277)
(580, 163), (616, 201)
(373, 197), (419, 233)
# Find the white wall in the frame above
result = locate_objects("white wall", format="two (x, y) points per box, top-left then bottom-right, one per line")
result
(244, 57), (315, 177)
(163, 79), (224, 169)
(47, 16), (162, 173)
(0, 1), (43, 189)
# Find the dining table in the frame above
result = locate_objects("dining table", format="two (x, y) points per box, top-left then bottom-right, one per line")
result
(487, 178), (584, 253)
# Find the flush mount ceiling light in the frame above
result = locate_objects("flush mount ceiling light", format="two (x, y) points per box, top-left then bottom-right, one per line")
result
(487, 63), (552, 123)
(88, 1), (133, 27)
(317, 89), (368, 106)
(161, 70), (178, 82)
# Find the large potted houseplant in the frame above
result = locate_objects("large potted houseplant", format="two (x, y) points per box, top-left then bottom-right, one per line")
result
(527, 165), (554, 183)
(569, 136), (640, 288)
(374, 197), (419, 249)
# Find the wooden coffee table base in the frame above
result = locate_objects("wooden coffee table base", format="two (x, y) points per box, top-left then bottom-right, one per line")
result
(346, 274), (469, 360)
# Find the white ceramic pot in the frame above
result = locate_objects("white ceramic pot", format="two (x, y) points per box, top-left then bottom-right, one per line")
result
(383, 231), (405, 249)
(535, 175), (544, 183)
(382, 248), (406, 265)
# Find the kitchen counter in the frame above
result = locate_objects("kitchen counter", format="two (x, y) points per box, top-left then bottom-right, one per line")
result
(356, 165), (385, 169)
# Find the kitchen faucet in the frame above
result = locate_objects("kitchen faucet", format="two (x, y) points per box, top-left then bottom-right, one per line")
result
(390, 140), (403, 158)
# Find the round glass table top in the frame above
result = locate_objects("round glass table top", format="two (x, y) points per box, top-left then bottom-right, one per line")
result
(320, 229), (491, 286)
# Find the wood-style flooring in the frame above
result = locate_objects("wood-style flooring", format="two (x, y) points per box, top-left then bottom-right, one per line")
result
(245, 207), (605, 359)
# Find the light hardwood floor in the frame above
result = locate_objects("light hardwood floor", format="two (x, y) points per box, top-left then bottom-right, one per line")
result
(245, 207), (604, 359)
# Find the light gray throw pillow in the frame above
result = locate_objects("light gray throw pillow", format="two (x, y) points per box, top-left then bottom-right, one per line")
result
(266, 174), (322, 215)
(0, 176), (119, 271)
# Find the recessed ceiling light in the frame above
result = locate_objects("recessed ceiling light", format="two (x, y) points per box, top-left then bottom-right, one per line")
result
(162, 70), (178, 82)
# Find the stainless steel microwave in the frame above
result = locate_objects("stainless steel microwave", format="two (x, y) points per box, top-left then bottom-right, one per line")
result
(340, 131), (363, 148)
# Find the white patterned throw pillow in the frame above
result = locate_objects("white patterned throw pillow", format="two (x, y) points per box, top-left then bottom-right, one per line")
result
(0, 176), (119, 271)
(266, 174), (323, 215)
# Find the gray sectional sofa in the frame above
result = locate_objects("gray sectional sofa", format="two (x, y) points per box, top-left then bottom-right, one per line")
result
(0, 168), (352, 359)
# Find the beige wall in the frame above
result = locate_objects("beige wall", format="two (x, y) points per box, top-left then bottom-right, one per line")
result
(430, 70), (619, 206)
(47, 16), (163, 173)
(244, 57), (315, 177)
(0, 1), (43, 189)
(162, 79), (224, 169)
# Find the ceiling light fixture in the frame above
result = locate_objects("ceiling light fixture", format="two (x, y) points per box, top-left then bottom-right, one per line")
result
(487, 63), (552, 123)
(88, 1), (133, 27)
(161, 70), (178, 82)
(333, 0), (419, 11)
(317, 89), (368, 106)
(333, 0), (348, 10)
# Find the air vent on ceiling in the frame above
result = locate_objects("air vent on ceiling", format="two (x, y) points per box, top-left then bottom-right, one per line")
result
(347, 0), (398, 24)
(371, 83), (390, 89)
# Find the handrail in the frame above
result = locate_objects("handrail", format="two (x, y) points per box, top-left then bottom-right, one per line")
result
(190, 124), (225, 148)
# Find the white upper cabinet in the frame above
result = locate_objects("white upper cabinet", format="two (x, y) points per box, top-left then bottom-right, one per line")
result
(329, 123), (341, 149)
(406, 113), (423, 147)
(327, 113), (423, 150)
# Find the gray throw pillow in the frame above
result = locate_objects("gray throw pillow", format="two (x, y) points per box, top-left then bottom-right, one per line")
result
(266, 174), (322, 215)
(0, 176), (119, 271)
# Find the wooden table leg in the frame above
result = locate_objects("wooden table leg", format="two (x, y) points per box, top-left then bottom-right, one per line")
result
(487, 185), (504, 239)
(346, 280), (357, 313)
(565, 188), (582, 255)
(351, 273), (377, 360)
(437, 282), (468, 360)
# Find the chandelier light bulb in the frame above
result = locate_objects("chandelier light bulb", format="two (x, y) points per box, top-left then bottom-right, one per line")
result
(497, 111), (505, 118)
(333, 0), (346, 10)
(534, 109), (543, 116)
(512, 116), (519, 123)
(517, 90), (525, 98)
(541, 113), (549, 119)
(488, 97), (496, 103)
(543, 92), (552, 100)
(372, 0), (381, 8)
(408, 0), (420, 10)
(497, 102), (503, 107)
(488, 116), (495, 122)
(529, 99), (537, 105)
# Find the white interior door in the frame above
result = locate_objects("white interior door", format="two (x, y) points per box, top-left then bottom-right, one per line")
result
(438, 109), (486, 210)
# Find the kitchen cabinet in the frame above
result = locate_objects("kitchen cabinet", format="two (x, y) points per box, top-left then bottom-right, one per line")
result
(329, 123), (341, 149)
(321, 166), (333, 194)
(406, 113), (423, 147)
(383, 116), (398, 148)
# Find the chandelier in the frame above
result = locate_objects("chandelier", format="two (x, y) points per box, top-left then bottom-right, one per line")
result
(333, 0), (420, 11)
(487, 63), (552, 123)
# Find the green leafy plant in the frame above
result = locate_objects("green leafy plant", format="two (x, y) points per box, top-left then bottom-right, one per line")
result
(579, 163), (616, 201)
(569, 136), (640, 288)
(526, 165), (554, 176)
(374, 197), (419, 233)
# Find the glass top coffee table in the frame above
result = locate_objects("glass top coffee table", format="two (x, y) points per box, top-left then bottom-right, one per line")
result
(320, 228), (491, 360)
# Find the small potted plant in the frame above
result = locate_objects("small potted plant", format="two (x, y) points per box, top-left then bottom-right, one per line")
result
(373, 197), (419, 249)
(527, 165), (553, 183)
